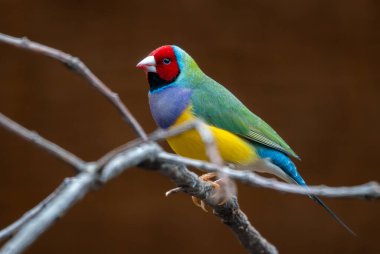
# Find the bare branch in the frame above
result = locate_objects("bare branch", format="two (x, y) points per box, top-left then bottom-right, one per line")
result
(158, 152), (380, 199)
(0, 178), (72, 241)
(99, 143), (160, 182)
(0, 113), (86, 171)
(0, 173), (95, 254)
(0, 32), (147, 140)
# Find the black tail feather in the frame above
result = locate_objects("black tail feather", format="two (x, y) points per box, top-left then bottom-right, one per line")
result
(255, 149), (356, 235)
(310, 195), (356, 236)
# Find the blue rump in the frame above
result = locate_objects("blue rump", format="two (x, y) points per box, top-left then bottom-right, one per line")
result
(255, 144), (306, 186)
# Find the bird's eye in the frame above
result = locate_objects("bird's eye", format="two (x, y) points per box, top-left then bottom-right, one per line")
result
(163, 58), (171, 64)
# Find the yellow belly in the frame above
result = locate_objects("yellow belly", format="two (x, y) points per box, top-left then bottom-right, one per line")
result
(166, 106), (258, 165)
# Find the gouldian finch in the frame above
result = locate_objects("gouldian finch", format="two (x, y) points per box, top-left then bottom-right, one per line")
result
(136, 45), (353, 234)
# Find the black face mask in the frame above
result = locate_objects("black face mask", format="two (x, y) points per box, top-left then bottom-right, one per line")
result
(148, 71), (180, 92)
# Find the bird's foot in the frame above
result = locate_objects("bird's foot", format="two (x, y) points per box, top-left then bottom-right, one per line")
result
(191, 173), (229, 212)
(165, 172), (232, 212)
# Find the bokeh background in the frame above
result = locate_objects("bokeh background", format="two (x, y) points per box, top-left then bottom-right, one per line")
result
(0, 0), (379, 253)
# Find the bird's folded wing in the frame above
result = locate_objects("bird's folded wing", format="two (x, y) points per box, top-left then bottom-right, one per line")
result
(244, 128), (300, 159)
(189, 79), (300, 159)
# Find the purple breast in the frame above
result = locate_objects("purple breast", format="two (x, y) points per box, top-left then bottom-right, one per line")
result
(148, 86), (192, 129)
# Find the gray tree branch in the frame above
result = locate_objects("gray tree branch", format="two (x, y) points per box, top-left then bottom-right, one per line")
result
(0, 173), (95, 254)
(0, 179), (72, 241)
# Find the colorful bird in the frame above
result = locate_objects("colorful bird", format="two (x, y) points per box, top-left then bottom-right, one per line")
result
(136, 45), (353, 234)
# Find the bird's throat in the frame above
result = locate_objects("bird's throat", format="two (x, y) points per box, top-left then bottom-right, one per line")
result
(148, 72), (179, 92)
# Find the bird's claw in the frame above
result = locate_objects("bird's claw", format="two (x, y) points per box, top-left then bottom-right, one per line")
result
(192, 196), (208, 212)
(165, 172), (229, 212)
(191, 172), (228, 212)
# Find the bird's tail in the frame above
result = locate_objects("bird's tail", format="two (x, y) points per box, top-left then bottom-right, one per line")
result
(294, 175), (355, 235)
(309, 194), (356, 235)
(293, 174), (355, 235)
(255, 146), (355, 235)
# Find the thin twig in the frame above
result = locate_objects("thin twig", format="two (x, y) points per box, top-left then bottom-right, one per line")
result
(194, 120), (224, 166)
(0, 113), (86, 171)
(158, 152), (380, 199)
(0, 33), (147, 140)
(148, 120), (198, 143)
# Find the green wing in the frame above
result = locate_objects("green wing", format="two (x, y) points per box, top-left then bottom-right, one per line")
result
(186, 76), (300, 159)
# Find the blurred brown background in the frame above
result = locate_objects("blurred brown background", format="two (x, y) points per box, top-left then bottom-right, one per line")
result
(0, 0), (379, 253)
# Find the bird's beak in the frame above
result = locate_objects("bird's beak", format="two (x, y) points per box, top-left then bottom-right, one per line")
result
(136, 55), (156, 72)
